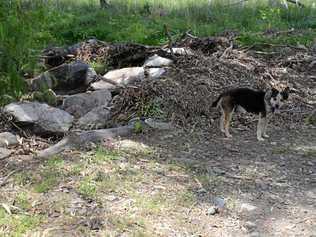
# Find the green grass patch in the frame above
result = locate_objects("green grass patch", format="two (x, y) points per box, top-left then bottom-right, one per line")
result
(33, 157), (65, 193)
(15, 192), (32, 211)
(177, 189), (196, 207)
(302, 149), (316, 158)
(94, 147), (121, 163)
(1, 0), (316, 103)
(33, 170), (59, 193)
(77, 177), (97, 199)
(14, 171), (35, 186)
(0, 208), (42, 236)
(108, 214), (148, 235)
(132, 193), (166, 215)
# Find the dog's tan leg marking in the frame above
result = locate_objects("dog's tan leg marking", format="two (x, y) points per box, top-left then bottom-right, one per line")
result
(262, 116), (269, 138)
(219, 100), (225, 133)
(257, 113), (265, 141)
(220, 96), (233, 138)
(224, 110), (233, 138)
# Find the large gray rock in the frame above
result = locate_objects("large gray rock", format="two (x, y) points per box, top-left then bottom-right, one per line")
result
(4, 102), (73, 134)
(147, 68), (166, 79)
(28, 61), (96, 93)
(0, 148), (12, 159)
(0, 132), (19, 147)
(90, 80), (117, 91)
(90, 66), (166, 91)
(77, 106), (111, 129)
(91, 67), (145, 91)
(62, 90), (112, 118)
(143, 54), (173, 67)
(103, 67), (144, 85)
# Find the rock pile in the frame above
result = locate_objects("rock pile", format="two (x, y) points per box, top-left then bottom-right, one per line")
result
(1, 36), (315, 157)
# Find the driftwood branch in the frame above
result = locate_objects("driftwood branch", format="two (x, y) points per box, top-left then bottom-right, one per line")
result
(37, 125), (135, 158)
(286, 0), (305, 8)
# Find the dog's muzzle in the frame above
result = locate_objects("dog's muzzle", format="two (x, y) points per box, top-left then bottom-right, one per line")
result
(271, 107), (281, 114)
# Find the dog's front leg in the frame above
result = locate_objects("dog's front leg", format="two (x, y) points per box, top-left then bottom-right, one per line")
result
(257, 113), (265, 141)
(262, 116), (269, 138)
(224, 111), (233, 138)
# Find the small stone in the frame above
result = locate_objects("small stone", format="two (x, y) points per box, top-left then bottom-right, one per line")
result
(249, 232), (260, 237)
(306, 161), (314, 166)
(207, 206), (218, 215)
(147, 68), (166, 79)
(197, 188), (207, 194)
(143, 54), (173, 67)
(244, 221), (257, 230)
(305, 189), (316, 199)
(0, 132), (19, 147)
(240, 203), (258, 213)
(213, 197), (225, 208)
(212, 167), (225, 175)
(105, 195), (119, 202)
(163, 47), (194, 56)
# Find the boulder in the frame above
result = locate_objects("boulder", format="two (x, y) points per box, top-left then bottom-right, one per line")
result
(103, 67), (145, 85)
(91, 67), (165, 91)
(0, 148), (12, 159)
(91, 67), (145, 91)
(90, 80), (117, 92)
(146, 68), (166, 79)
(28, 61), (96, 93)
(77, 106), (111, 129)
(0, 132), (19, 147)
(62, 90), (112, 118)
(143, 54), (173, 67)
(3, 102), (73, 134)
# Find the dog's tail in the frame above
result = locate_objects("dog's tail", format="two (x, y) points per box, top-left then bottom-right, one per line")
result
(211, 95), (222, 108)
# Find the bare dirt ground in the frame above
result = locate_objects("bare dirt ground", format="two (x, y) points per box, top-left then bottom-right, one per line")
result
(0, 39), (315, 236)
(0, 118), (315, 236)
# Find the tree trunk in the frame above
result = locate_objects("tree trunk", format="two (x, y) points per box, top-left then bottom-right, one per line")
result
(100, 0), (110, 8)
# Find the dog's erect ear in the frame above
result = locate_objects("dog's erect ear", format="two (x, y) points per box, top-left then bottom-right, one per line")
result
(281, 87), (290, 100)
(264, 88), (272, 99)
(271, 88), (279, 97)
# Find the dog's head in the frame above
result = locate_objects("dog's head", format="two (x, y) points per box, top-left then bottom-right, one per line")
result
(265, 87), (290, 113)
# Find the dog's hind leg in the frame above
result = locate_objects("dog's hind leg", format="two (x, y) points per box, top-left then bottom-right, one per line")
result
(257, 113), (266, 141)
(219, 103), (225, 133)
(224, 110), (233, 138)
(219, 96), (233, 138)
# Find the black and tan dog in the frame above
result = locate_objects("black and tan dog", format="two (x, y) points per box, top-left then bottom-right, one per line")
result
(212, 87), (289, 141)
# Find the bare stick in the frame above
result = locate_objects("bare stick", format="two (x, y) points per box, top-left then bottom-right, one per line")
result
(36, 125), (135, 158)
(164, 24), (174, 57)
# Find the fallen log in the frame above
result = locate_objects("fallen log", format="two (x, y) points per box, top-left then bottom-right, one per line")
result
(36, 125), (135, 158)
